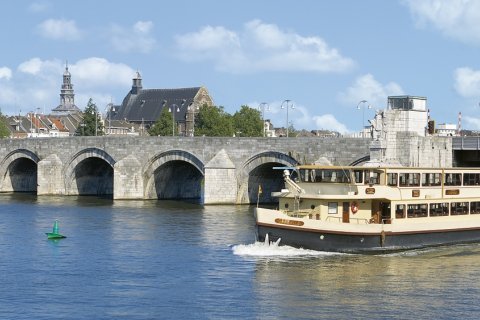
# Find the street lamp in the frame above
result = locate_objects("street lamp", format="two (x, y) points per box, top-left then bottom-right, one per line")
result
(258, 102), (269, 137)
(187, 102), (199, 137)
(168, 100), (186, 136)
(105, 103), (115, 135)
(357, 100), (371, 137)
(281, 99), (294, 137)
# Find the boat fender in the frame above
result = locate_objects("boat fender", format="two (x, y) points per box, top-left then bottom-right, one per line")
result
(351, 201), (359, 214)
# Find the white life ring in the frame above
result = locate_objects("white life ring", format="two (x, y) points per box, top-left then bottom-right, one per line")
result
(351, 201), (359, 214)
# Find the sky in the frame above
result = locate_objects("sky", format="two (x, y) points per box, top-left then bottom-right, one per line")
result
(2, 0), (480, 133)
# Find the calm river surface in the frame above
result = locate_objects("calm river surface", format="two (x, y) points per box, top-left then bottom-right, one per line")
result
(1, 193), (480, 319)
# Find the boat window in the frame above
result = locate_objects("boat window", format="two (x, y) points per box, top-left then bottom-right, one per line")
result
(303, 169), (351, 183)
(470, 202), (480, 214)
(353, 170), (363, 183)
(463, 173), (480, 186)
(407, 204), (428, 218)
(387, 173), (398, 186)
(444, 173), (462, 186)
(451, 202), (469, 215)
(422, 173), (441, 186)
(364, 170), (380, 185)
(395, 204), (405, 218)
(328, 202), (338, 214)
(429, 203), (449, 217)
(399, 173), (420, 187)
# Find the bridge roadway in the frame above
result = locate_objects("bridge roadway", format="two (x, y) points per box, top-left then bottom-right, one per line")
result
(0, 136), (370, 204)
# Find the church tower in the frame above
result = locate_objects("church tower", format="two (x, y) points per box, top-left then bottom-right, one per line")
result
(131, 71), (143, 95)
(52, 62), (80, 113)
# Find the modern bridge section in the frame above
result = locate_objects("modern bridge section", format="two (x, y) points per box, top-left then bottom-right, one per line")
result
(452, 137), (480, 167)
(0, 136), (371, 204)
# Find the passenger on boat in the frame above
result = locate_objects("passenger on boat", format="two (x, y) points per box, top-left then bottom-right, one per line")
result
(369, 212), (380, 224)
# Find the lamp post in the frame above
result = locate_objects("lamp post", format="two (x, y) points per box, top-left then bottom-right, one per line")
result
(258, 102), (269, 137)
(281, 99), (294, 137)
(169, 100), (186, 136)
(357, 100), (371, 137)
(105, 103), (115, 135)
(187, 103), (199, 137)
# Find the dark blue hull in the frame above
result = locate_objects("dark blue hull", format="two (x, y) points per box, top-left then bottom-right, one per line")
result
(257, 224), (480, 254)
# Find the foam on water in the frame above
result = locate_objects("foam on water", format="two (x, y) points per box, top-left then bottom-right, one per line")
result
(232, 235), (337, 257)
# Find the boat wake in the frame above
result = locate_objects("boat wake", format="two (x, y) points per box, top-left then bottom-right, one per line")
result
(232, 234), (336, 257)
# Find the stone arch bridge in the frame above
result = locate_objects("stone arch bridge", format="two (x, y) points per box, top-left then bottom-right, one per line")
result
(0, 136), (370, 204)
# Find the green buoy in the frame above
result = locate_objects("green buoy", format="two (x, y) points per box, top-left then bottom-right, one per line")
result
(46, 220), (66, 239)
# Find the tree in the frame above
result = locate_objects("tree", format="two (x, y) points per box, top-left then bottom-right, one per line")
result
(232, 105), (263, 137)
(195, 104), (234, 136)
(148, 106), (174, 136)
(0, 109), (11, 138)
(75, 98), (104, 136)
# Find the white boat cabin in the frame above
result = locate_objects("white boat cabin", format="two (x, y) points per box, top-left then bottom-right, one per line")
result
(275, 166), (480, 225)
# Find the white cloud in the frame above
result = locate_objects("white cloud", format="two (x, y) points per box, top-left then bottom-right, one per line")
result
(463, 116), (480, 130)
(28, 1), (51, 13)
(0, 67), (12, 80)
(0, 57), (135, 115)
(338, 74), (404, 108)
(403, 0), (480, 44)
(109, 21), (156, 53)
(70, 57), (135, 88)
(18, 58), (62, 76)
(312, 114), (350, 134)
(174, 19), (354, 74)
(248, 100), (351, 134)
(454, 67), (480, 97)
(37, 19), (82, 40)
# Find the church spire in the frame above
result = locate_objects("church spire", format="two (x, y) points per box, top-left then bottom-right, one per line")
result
(131, 70), (143, 95)
(52, 61), (80, 114)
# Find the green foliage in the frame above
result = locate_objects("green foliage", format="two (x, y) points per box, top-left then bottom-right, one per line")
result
(0, 109), (11, 138)
(195, 104), (234, 137)
(75, 98), (104, 136)
(287, 123), (298, 137)
(232, 105), (263, 137)
(148, 106), (174, 136)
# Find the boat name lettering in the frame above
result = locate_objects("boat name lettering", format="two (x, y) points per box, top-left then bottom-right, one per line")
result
(365, 188), (375, 194)
(274, 218), (304, 226)
(445, 189), (460, 195)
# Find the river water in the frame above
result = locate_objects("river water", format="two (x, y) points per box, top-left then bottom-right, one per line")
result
(0, 193), (479, 319)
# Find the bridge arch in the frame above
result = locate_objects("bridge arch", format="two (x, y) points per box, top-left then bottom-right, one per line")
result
(64, 148), (115, 196)
(143, 149), (204, 200)
(238, 151), (299, 204)
(0, 149), (39, 192)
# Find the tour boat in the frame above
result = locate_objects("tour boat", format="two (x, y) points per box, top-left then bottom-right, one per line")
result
(255, 165), (480, 253)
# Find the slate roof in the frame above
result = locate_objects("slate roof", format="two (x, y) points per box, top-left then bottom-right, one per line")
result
(111, 87), (201, 123)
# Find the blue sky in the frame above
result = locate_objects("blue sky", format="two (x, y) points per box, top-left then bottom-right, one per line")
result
(1, 0), (480, 133)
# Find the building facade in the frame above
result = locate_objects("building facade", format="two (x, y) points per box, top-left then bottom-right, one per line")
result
(110, 72), (214, 136)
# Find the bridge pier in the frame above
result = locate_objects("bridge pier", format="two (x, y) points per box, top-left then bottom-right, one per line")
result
(37, 154), (64, 195)
(203, 149), (237, 204)
(114, 155), (144, 200)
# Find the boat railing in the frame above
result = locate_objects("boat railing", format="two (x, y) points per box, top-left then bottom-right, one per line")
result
(326, 216), (341, 222)
(350, 217), (369, 224)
